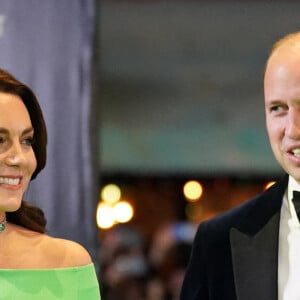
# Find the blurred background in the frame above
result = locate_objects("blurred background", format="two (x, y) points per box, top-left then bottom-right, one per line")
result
(1, 0), (300, 299)
(94, 1), (296, 298)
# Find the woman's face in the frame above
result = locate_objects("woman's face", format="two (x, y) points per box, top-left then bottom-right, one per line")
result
(0, 92), (37, 212)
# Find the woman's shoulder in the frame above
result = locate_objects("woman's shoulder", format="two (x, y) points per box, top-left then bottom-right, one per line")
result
(40, 234), (92, 268)
(1, 223), (92, 269)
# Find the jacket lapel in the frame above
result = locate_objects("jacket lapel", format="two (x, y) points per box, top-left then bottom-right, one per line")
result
(230, 212), (280, 300)
(230, 175), (288, 300)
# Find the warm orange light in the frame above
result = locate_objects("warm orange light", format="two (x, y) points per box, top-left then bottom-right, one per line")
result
(264, 181), (276, 191)
(183, 180), (203, 202)
(185, 203), (202, 221)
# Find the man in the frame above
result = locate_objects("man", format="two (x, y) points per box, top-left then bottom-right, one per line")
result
(180, 32), (300, 300)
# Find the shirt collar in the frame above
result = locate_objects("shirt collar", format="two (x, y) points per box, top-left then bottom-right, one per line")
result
(287, 176), (300, 223)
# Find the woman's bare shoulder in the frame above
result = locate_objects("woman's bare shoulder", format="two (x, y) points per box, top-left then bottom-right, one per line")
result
(1, 224), (92, 269)
(41, 235), (92, 267)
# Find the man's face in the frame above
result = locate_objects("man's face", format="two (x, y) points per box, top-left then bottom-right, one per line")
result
(265, 50), (300, 183)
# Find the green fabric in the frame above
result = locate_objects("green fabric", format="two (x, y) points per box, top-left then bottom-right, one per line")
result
(0, 263), (101, 300)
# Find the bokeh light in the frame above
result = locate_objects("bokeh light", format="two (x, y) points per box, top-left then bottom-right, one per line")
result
(183, 180), (203, 202)
(113, 201), (134, 223)
(96, 203), (115, 229)
(185, 203), (202, 221)
(264, 181), (276, 191)
(101, 183), (121, 204)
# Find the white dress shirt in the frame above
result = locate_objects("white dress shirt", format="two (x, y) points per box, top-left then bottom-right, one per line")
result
(278, 176), (300, 300)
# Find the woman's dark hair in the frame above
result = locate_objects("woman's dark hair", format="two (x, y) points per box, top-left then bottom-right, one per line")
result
(0, 68), (47, 233)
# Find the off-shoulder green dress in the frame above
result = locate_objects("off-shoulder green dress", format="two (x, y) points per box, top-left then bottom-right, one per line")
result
(0, 263), (101, 299)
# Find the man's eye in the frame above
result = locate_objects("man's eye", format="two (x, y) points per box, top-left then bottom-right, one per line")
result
(270, 105), (286, 113)
(270, 106), (281, 111)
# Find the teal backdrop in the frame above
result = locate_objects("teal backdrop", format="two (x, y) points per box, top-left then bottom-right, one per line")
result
(96, 1), (300, 176)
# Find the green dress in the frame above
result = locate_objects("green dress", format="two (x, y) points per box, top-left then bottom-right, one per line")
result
(0, 263), (101, 299)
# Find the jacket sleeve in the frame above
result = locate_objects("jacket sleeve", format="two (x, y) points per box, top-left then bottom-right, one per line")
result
(180, 223), (209, 300)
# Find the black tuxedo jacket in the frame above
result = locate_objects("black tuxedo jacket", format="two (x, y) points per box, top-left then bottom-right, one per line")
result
(180, 175), (288, 300)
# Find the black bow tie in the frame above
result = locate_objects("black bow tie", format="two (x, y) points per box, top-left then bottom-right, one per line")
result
(292, 191), (300, 220)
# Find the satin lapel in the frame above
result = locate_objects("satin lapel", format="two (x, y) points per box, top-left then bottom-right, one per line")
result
(230, 212), (280, 300)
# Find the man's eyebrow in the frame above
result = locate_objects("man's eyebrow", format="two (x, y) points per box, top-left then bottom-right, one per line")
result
(265, 99), (283, 106)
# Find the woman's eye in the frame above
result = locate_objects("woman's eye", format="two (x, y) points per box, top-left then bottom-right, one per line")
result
(0, 137), (6, 144)
(22, 137), (35, 146)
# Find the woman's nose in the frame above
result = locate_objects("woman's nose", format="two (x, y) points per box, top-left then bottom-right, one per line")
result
(5, 144), (25, 166)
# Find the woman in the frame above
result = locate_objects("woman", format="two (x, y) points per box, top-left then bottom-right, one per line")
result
(0, 69), (101, 299)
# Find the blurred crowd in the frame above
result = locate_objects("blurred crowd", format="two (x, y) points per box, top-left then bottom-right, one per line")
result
(98, 222), (196, 300)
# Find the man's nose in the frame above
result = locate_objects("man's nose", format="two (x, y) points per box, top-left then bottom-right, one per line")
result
(286, 109), (300, 140)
